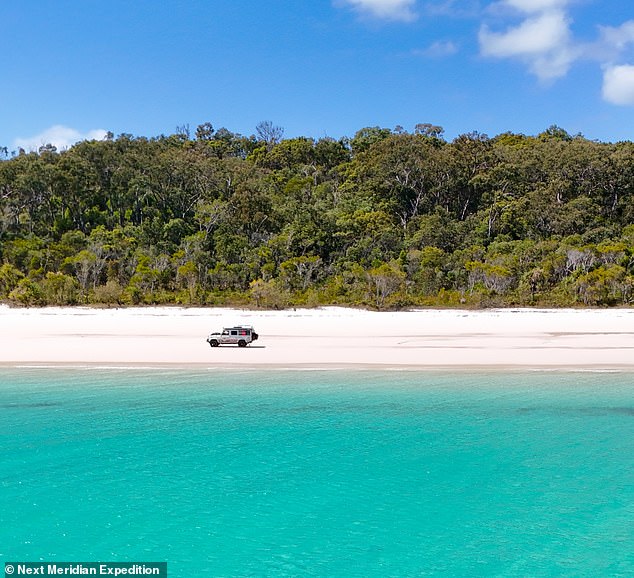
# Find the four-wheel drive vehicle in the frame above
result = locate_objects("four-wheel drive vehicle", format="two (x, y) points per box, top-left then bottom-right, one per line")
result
(207, 326), (259, 347)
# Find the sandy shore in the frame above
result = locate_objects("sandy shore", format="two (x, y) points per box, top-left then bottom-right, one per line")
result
(0, 305), (633, 369)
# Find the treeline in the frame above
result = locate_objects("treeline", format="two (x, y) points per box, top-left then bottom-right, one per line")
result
(0, 122), (633, 308)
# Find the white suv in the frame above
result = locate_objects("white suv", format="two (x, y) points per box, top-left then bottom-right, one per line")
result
(206, 326), (259, 347)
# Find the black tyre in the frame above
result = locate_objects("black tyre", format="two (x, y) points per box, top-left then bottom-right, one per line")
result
(209, 339), (219, 347)
(238, 340), (247, 347)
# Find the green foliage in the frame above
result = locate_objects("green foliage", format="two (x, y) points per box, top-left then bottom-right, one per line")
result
(1, 126), (633, 308)
(8, 277), (42, 305)
(249, 278), (289, 309)
(574, 265), (629, 306)
(367, 262), (406, 309)
(93, 280), (124, 305)
(41, 272), (79, 305)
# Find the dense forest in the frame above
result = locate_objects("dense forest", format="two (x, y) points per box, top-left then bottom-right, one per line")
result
(0, 122), (633, 309)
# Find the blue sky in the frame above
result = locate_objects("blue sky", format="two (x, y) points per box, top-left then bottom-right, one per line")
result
(1, 0), (633, 151)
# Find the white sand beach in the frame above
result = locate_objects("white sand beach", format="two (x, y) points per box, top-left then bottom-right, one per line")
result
(1, 305), (633, 369)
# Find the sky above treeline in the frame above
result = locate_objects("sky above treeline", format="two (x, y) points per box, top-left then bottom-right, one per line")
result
(2, 0), (633, 152)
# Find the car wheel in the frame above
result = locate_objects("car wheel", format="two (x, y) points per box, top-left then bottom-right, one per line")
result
(238, 340), (247, 347)
(209, 339), (219, 347)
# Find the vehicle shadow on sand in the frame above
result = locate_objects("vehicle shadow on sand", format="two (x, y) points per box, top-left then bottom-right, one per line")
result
(207, 345), (266, 349)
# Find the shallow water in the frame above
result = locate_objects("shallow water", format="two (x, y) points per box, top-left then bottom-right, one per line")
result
(1, 368), (633, 577)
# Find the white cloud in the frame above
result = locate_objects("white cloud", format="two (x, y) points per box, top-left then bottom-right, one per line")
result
(337, 0), (418, 22)
(479, 9), (574, 80)
(423, 0), (480, 18)
(339, 0), (634, 107)
(503, 0), (570, 13)
(597, 20), (634, 56)
(414, 40), (458, 58)
(480, 11), (569, 57)
(13, 125), (108, 152)
(602, 65), (634, 105)
(591, 21), (634, 106)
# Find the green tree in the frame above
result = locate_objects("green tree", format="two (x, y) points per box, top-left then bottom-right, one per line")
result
(41, 272), (79, 304)
(575, 265), (628, 305)
(368, 262), (406, 308)
(0, 263), (24, 298)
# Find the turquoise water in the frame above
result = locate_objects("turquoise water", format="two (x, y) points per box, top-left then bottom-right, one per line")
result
(1, 368), (633, 577)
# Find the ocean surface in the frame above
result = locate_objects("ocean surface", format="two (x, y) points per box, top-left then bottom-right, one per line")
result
(1, 368), (633, 577)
